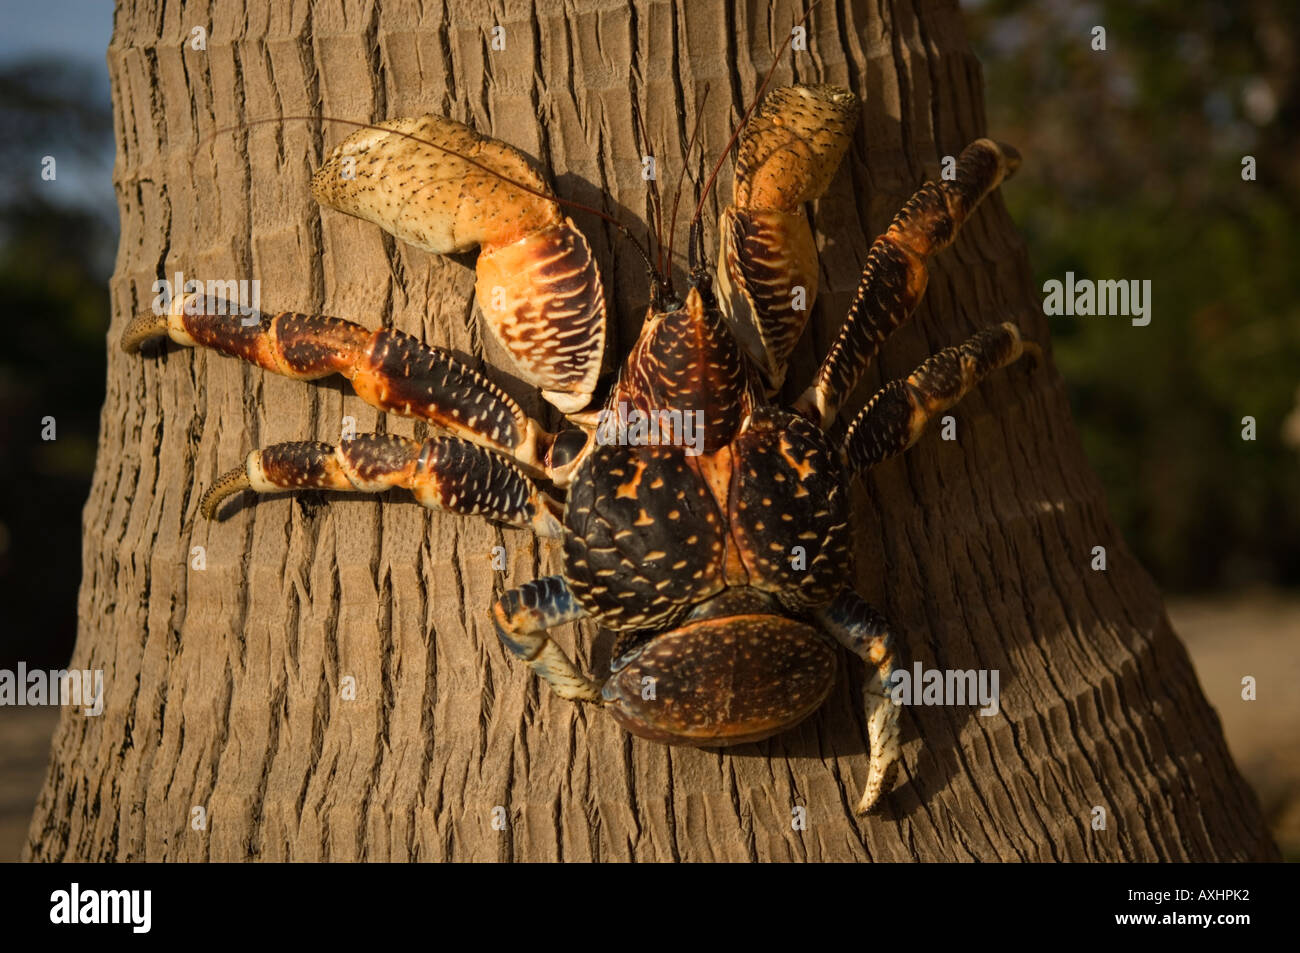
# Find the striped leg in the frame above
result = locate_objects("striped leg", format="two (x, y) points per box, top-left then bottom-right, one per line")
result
(843, 322), (1039, 473)
(492, 576), (602, 702)
(795, 138), (1021, 429)
(121, 293), (570, 480)
(200, 433), (562, 538)
(816, 590), (901, 814)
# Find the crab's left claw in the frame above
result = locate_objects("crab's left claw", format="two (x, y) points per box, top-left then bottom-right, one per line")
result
(312, 114), (607, 417)
(717, 84), (859, 392)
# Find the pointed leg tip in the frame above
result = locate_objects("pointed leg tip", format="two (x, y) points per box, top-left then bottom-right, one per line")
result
(120, 312), (168, 353)
(199, 465), (252, 520)
(856, 759), (901, 816)
(1001, 143), (1022, 176)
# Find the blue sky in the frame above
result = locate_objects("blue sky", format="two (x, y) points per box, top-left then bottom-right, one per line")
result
(0, 1), (115, 231)
(0, 1), (113, 73)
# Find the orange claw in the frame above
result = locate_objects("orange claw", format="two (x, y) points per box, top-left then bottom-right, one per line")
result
(311, 114), (606, 416)
(717, 84), (859, 390)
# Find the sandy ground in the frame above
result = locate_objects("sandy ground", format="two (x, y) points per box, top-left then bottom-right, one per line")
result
(1165, 591), (1300, 860)
(1, 593), (1296, 862)
(0, 706), (61, 862)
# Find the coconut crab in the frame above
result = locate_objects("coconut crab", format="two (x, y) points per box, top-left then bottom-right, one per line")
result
(121, 82), (1036, 814)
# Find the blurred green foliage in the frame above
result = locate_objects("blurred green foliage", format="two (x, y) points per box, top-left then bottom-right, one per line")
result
(965, 0), (1300, 590)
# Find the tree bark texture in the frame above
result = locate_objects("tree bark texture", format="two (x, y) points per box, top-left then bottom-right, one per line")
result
(26, 0), (1278, 861)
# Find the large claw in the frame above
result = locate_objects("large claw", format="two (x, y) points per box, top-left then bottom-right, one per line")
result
(717, 84), (860, 390)
(312, 114), (607, 416)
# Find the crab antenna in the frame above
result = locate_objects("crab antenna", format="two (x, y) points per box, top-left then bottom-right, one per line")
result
(615, 219), (663, 290)
(687, 0), (824, 239)
(208, 115), (661, 286)
(665, 82), (710, 290)
(689, 216), (702, 278)
(687, 162), (710, 288)
(633, 102), (666, 283)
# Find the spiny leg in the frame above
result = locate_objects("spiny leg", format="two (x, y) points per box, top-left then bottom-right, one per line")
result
(491, 576), (602, 703)
(795, 138), (1021, 428)
(122, 293), (571, 480)
(815, 590), (901, 814)
(843, 321), (1040, 472)
(200, 432), (562, 538)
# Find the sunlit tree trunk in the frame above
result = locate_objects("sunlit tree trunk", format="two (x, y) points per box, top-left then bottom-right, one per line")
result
(26, 0), (1277, 861)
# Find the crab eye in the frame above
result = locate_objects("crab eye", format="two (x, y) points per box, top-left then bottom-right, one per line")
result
(550, 429), (589, 468)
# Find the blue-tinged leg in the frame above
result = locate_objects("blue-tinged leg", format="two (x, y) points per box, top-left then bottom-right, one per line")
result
(816, 590), (902, 813)
(491, 576), (602, 702)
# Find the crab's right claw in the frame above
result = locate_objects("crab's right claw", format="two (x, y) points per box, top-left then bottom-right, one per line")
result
(311, 114), (607, 417)
(857, 671), (902, 813)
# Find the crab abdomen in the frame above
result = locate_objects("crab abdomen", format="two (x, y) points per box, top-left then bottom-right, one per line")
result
(601, 614), (837, 746)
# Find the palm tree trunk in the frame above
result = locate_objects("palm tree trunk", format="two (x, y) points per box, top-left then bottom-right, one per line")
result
(26, 0), (1277, 861)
